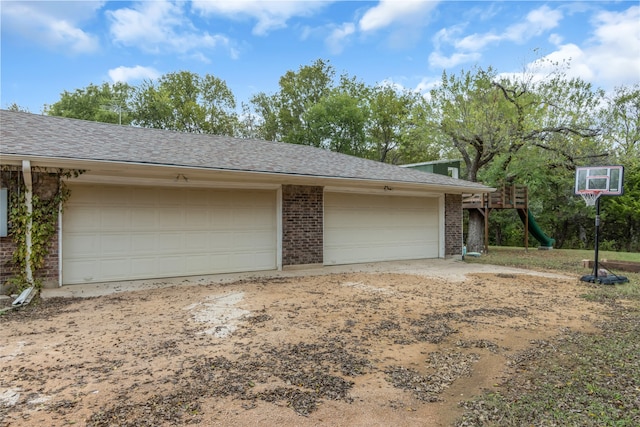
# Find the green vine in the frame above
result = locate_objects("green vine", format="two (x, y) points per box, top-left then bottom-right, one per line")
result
(6, 168), (83, 292)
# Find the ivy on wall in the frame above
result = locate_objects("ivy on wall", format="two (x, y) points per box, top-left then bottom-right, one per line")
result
(3, 167), (83, 291)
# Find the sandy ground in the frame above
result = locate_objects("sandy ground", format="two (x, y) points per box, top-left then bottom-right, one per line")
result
(0, 260), (603, 426)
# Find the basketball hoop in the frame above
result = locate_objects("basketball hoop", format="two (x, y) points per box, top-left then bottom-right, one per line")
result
(579, 190), (602, 207)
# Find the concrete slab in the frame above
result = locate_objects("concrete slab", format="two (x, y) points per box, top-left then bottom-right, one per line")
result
(41, 258), (571, 300)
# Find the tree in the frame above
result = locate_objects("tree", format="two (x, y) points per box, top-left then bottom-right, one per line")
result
(6, 103), (30, 113)
(366, 85), (419, 163)
(46, 82), (134, 125)
(599, 84), (639, 157)
(304, 90), (368, 156)
(248, 59), (336, 144)
(426, 66), (603, 252)
(131, 71), (238, 135)
(246, 58), (442, 164)
(597, 85), (640, 251)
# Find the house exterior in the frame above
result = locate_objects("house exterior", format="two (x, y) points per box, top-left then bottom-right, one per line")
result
(401, 159), (461, 179)
(0, 110), (492, 287)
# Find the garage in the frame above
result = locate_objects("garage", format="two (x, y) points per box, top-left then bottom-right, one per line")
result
(324, 192), (440, 265)
(62, 184), (277, 284)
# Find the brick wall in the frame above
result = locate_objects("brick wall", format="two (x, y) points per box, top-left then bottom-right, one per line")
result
(282, 185), (323, 266)
(444, 194), (463, 256)
(0, 171), (60, 288)
(0, 237), (17, 286)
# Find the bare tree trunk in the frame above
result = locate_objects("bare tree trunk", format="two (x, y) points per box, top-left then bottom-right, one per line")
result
(467, 210), (485, 253)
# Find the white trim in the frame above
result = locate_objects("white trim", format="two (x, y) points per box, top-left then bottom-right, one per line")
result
(323, 185), (441, 198)
(67, 174), (280, 190)
(0, 154), (493, 194)
(276, 186), (283, 271)
(400, 159), (462, 167)
(58, 204), (63, 287)
(438, 195), (445, 258)
(22, 160), (33, 284)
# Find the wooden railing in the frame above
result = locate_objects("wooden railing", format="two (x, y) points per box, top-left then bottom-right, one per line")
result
(463, 184), (528, 210)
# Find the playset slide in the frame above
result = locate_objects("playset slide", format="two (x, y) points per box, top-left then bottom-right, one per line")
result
(517, 209), (555, 248)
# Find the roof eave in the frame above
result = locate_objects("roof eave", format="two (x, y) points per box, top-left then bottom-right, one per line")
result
(0, 153), (494, 194)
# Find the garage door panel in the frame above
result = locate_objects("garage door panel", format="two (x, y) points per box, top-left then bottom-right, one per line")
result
(100, 187), (131, 205)
(324, 193), (439, 265)
(234, 230), (273, 248)
(156, 233), (186, 252)
(100, 258), (132, 279)
(185, 254), (210, 272)
(185, 209), (209, 227)
(63, 260), (97, 283)
(184, 232), (208, 250)
(132, 209), (157, 229)
(158, 208), (183, 226)
(101, 234), (132, 254)
(65, 207), (100, 229)
(132, 258), (157, 276)
(156, 256), (185, 275)
(101, 208), (131, 230)
(131, 234), (158, 252)
(63, 185), (277, 284)
(64, 234), (100, 257)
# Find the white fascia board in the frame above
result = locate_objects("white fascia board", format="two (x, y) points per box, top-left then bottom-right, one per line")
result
(323, 185), (443, 198)
(2, 154), (493, 194)
(68, 173), (281, 190)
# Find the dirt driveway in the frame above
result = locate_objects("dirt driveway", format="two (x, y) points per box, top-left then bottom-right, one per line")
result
(0, 260), (602, 426)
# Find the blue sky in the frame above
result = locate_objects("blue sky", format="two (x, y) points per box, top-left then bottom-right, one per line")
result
(2, 1), (639, 114)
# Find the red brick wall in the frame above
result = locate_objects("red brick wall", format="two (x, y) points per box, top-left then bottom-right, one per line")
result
(0, 236), (17, 285)
(282, 185), (323, 266)
(445, 194), (463, 256)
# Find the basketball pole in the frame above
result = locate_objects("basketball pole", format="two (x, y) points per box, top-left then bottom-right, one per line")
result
(593, 196), (600, 280)
(576, 165), (627, 285)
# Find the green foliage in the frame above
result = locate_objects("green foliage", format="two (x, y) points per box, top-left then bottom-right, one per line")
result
(247, 58), (439, 164)
(46, 82), (133, 125)
(131, 71), (238, 135)
(248, 59), (336, 144)
(366, 85), (417, 163)
(602, 158), (640, 251)
(6, 103), (30, 113)
(6, 169), (80, 291)
(304, 91), (368, 156)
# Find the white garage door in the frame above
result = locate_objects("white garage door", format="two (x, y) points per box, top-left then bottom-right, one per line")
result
(62, 185), (277, 284)
(324, 192), (439, 265)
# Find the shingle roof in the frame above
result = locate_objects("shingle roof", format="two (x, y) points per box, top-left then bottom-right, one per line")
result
(1, 110), (490, 192)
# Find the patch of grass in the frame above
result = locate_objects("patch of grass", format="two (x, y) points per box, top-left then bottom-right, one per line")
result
(465, 246), (640, 301)
(457, 307), (640, 427)
(458, 247), (640, 426)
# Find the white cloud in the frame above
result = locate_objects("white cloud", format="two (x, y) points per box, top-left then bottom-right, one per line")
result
(358, 0), (439, 32)
(432, 25), (466, 51)
(529, 5), (640, 89)
(192, 0), (328, 36)
(548, 33), (564, 45)
(428, 51), (481, 69)
(455, 32), (501, 51)
(504, 5), (563, 43)
(107, 0), (231, 57)
(325, 23), (356, 54)
(415, 76), (441, 93)
(428, 5), (564, 70)
(1, 1), (102, 54)
(108, 66), (161, 83)
(456, 5), (563, 51)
